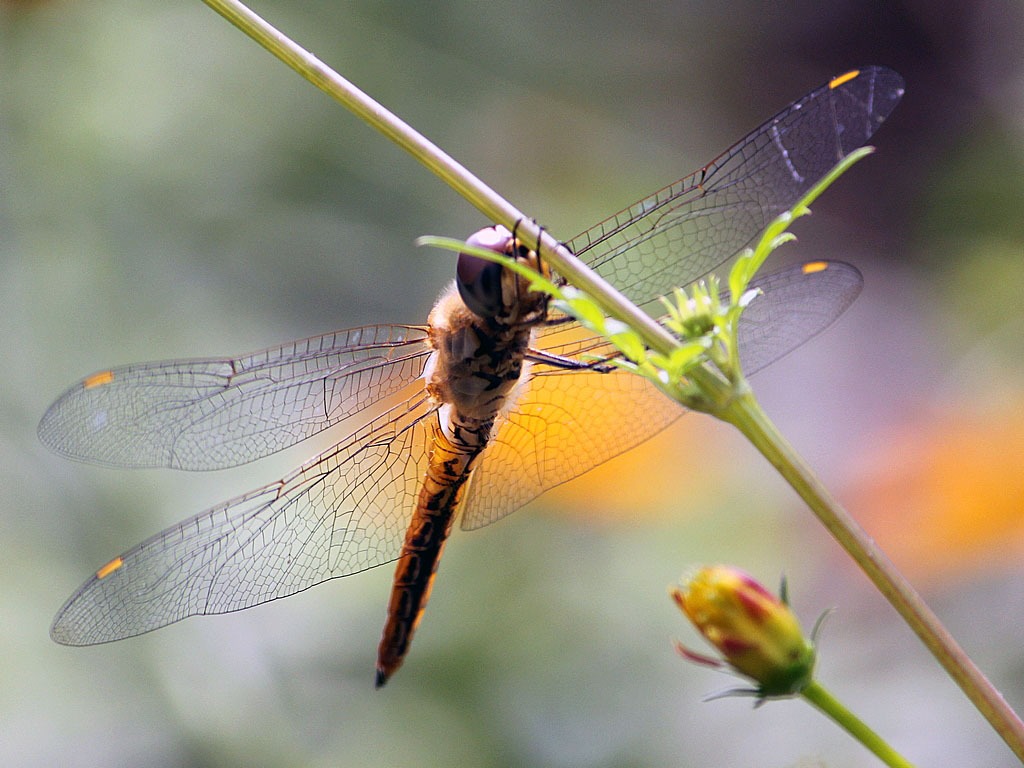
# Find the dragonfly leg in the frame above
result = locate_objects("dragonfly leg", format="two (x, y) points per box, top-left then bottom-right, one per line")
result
(511, 218), (572, 281)
(525, 347), (616, 373)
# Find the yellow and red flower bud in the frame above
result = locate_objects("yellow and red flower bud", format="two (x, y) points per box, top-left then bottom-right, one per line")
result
(671, 565), (816, 696)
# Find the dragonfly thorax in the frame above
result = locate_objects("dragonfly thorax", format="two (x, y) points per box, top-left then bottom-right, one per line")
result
(425, 284), (536, 424)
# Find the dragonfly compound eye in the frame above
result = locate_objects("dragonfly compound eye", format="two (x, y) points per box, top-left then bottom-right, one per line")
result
(457, 226), (512, 318)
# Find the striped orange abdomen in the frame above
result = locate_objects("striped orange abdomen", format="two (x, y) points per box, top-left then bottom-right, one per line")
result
(374, 415), (488, 687)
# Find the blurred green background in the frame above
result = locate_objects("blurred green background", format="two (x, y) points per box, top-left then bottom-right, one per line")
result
(4, 0), (1024, 765)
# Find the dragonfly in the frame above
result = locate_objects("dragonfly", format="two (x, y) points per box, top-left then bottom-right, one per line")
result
(40, 66), (903, 686)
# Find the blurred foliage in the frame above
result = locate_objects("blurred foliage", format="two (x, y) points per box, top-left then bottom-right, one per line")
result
(3, 0), (1024, 766)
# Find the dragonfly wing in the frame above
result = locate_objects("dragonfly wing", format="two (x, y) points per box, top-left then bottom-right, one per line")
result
(459, 260), (862, 530)
(567, 66), (903, 311)
(736, 261), (863, 375)
(38, 325), (431, 470)
(51, 388), (437, 645)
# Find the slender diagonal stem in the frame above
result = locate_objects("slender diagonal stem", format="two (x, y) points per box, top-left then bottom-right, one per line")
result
(199, 0), (1024, 757)
(802, 682), (916, 768)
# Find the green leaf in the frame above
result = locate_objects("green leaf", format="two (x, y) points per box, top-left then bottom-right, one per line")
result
(604, 318), (647, 362)
(770, 232), (797, 250)
(561, 295), (606, 329)
(667, 340), (711, 373)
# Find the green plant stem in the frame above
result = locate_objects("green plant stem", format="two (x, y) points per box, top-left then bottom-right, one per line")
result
(200, 0), (677, 357)
(718, 388), (1024, 762)
(801, 681), (916, 768)
(199, 0), (1024, 757)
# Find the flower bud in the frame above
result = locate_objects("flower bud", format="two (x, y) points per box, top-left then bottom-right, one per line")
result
(671, 565), (816, 697)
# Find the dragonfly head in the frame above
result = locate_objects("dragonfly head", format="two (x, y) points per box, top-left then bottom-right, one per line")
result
(457, 225), (550, 323)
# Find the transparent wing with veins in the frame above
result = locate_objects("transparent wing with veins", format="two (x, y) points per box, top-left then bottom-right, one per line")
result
(51, 386), (438, 645)
(38, 325), (431, 470)
(566, 65), (902, 312)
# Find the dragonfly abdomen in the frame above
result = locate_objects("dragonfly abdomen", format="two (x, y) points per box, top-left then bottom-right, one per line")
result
(375, 410), (493, 687)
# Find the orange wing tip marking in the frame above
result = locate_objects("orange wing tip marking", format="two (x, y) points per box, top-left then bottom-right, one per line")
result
(96, 557), (123, 579)
(801, 261), (829, 275)
(83, 370), (114, 389)
(829, 70), (860, 89)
